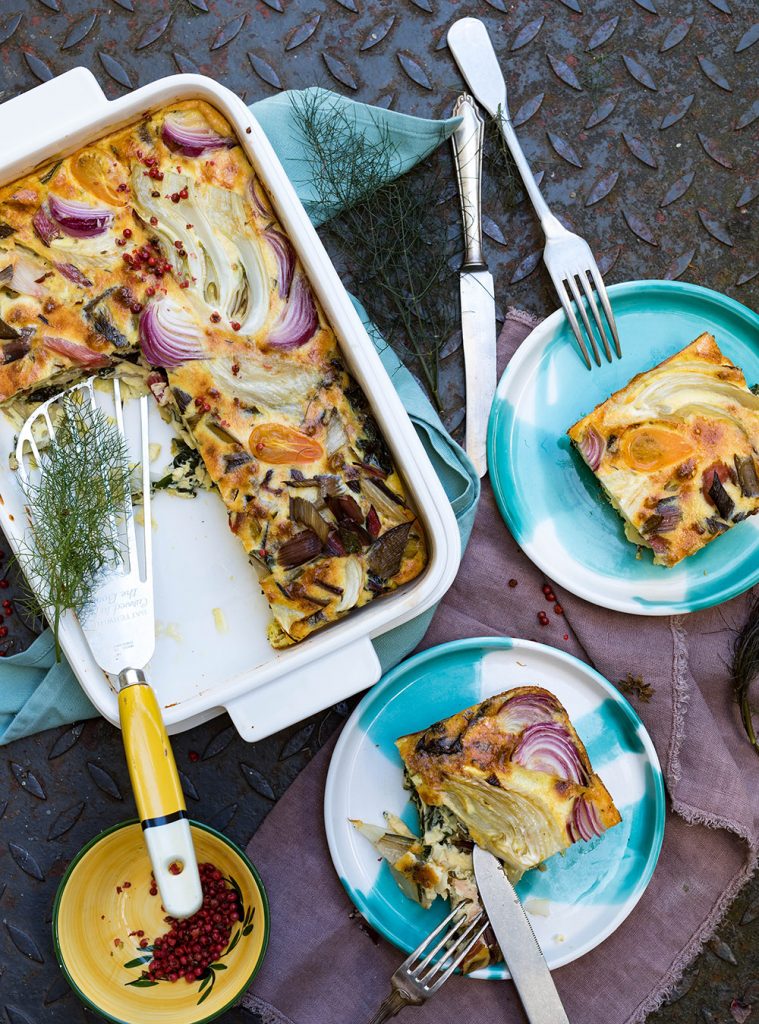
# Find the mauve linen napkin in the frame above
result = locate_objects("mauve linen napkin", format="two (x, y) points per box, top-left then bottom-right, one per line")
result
(243, 310), (759, 1024)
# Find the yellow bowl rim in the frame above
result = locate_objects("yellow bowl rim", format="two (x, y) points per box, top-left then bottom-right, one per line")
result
(51, 818), (270, 1024)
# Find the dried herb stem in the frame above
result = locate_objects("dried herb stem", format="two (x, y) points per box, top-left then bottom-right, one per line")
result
(289, 91), (456, 412)
(732, 595), (759, 758)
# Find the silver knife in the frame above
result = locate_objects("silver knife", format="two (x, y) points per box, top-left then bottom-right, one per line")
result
(473, 845), (570, 1023)
(451, 94), (497, 478)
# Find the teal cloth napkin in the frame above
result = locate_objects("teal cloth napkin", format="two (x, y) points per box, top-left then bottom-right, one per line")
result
(0, 88), (479, 746)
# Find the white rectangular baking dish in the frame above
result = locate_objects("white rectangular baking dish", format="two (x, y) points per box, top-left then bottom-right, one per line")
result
(0, 68), (460, 741)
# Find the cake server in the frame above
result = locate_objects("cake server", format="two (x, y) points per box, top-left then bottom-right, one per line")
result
(17, 377), (202, 919)
(451, 93), (497, 478)
(473, 845), (570, 1023)
(448, 17), (621, 370)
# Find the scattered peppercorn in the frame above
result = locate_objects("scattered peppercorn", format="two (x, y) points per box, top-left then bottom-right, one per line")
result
(170, 192), (180, 203)
(537, 611), (549, 626)
(508, 578), (518, 588)
(0, 580), (9, 589)
(231, 321), (241, 332)
(122, 228), (132, 239)
(210, 312), (221, 323)
(188, 750), (200, 763)
(554, 604), (563, 615)
(179, 187), (189, 200)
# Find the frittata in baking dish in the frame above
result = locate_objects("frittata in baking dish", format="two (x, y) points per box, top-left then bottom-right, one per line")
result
(0, 100), (427, 646)
(568, 333), (759, 567)
(353, 686), (620, 972)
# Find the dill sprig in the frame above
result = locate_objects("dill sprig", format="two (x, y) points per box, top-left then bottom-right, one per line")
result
(732, 595), (759, 758)
(17, 395), (130, 659)
(290, 91), (456, 412)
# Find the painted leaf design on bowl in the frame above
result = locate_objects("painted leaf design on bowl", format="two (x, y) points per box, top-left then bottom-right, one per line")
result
(122, 872), (256, 1005)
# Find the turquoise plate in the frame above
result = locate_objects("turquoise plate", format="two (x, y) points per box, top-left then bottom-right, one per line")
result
(489, 280), (759, 615)
(324, 637), (665, 980)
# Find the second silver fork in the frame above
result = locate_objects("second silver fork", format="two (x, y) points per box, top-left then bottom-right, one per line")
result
(367, 902), (487, 1023)
(448, 17), (621, 370)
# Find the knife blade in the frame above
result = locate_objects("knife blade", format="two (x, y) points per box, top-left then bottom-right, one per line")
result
(451, 94), (497, 478)
(473, 845), (570, 1024)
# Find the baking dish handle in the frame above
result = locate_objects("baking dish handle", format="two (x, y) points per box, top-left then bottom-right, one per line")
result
(0, 68), (108, 161)
(224, 637), (381, 742)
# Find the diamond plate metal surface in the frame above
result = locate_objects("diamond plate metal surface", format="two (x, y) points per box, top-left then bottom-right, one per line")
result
(0, 2), (757, 1022)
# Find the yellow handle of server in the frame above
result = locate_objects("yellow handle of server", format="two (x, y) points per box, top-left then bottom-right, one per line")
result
(118, 670), (186, 827)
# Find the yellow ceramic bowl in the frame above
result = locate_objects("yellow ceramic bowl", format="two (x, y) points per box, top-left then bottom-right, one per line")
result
(52, 820), (269, 1024)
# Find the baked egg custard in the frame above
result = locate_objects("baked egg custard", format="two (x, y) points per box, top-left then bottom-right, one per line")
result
(353, 686), (620, 972)
(0, 101), (427, 646)
(568, 333), (759, 567)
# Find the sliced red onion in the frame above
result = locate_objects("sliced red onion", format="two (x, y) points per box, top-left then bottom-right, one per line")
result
(649, 535), (670, 556)
(567, 796), (605, 843)
(54, 261), (93, 287)
(162, 113), (235, 157)
(497, 691), (560, 733)
(250, 179), (270, 218)
(578, 426), (605, 471)
(264, 227), (296, 298)
(654, 496), (682, 533)
(44, 335), (110, 368)
(277, 529), (322, 568)
(139, 299), (206, 368)
(10, 188), (38, 205)
(512, 722), (589, 785)
(147, 370), (170, 407)
(8, 253), (48, 297)
(48, 194), (113, 238)
(32, 205), (60, 246)
(266, 274), (318, 350)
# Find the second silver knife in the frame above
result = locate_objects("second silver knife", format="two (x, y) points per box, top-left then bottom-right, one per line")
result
(451, 94), (497, 479)
(473, 845), (570, 1024)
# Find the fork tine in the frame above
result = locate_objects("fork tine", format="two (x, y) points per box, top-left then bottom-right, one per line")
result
(416, 911), (485, 986)
(553, 278), (592, 369)
(111, 378), (139, 576)
(411, 907), (478, 978)
(566, 274), (601, 366)
(589, 264), (621, 357)
(425, 920), (490, 993)
(579, 271), (613, 362)
(139, 396), (152, 586)
(405, 901), (470, 967)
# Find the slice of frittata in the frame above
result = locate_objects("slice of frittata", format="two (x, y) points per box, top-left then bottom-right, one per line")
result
(353, 686), (620, 972)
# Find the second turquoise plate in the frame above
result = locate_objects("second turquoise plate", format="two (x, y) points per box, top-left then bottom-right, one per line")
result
(488, 280), (759, 615)
(324, 637), (665, 980)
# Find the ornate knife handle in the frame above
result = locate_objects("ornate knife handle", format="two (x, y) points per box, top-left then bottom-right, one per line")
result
(451, 94), (487, 273)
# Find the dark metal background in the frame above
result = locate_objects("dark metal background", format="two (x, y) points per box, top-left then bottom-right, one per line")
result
(0, 1), (757, 1021)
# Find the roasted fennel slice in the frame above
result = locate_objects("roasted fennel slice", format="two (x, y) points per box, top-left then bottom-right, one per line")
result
(354, 685), (621, 972)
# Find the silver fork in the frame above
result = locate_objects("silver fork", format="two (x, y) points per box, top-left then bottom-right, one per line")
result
(448, 17), (621, 370)
(366, 902), (488, 1023)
